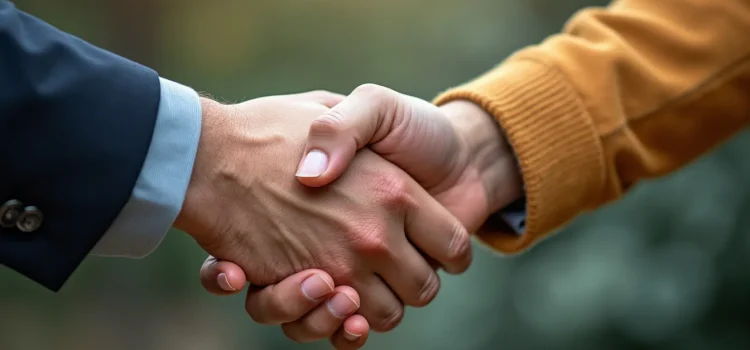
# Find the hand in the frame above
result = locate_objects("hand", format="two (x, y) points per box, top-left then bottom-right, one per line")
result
(178, 91), (471, 331)
(200, 256), (370, 350)
(197, 85), (523, 348)
(295, 84), (523, 231)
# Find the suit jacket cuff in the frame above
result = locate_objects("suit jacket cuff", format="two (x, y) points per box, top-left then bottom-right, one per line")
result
(91, 78), (201, 257)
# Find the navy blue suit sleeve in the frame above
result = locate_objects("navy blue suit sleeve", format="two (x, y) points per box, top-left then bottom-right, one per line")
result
(0, 1), (161, 291)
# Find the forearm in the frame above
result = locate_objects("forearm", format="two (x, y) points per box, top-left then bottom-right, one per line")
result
(436, 0), (750, 252)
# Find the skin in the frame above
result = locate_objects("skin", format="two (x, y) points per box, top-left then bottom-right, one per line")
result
(199, 85), (523, 349)
(175, 89), (474, 339)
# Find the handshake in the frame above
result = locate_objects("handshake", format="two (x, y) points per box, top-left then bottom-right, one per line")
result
(6, 1), (746, 348)
(177, 84), (523, 349)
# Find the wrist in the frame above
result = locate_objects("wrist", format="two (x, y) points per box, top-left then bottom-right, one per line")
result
(440, 100), (523, 215)
(174, 97), (223, 240)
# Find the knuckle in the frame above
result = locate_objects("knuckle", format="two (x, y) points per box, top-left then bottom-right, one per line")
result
(375, 304), (405, 332)
(371, 173), (414, 210)
(413, 272), (440, 307)
(350, 225), (392, 258)
(445, 222), (472, 272)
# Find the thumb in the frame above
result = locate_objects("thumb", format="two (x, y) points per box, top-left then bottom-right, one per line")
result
(295, 84), (398, 187)
(200, 256), (248, 295)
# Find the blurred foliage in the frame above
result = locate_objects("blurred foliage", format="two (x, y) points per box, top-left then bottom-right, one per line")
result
(2, 0), (749, 349)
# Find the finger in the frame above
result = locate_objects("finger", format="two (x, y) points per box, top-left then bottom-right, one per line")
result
(200, 256), (247, 295)
(245, 270), (335, 325)
(426, 256), (443, 270)
(352, 273), (405, 332)
(281, 286), (360, 343)
(295, 84), (398, 187)
(406, 185), (473, 275)
(330, 315), (370, 350)
(375, 237), (441, 307)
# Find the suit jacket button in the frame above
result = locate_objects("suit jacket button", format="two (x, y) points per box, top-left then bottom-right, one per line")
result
(17, 206), (43, 232)
(0, 199), (24, 228)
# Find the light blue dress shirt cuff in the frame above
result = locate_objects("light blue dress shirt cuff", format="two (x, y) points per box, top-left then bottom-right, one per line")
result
(501, 211), (526, 234)
(91, 78), (202, 257)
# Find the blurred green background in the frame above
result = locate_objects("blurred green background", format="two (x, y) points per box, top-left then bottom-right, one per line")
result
(3, 0), (750, 349)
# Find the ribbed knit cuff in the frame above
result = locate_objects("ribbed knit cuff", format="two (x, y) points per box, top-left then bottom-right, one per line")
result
(434, 59), (605, 253)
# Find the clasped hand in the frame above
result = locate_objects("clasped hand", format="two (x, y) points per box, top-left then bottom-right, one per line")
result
(176, 85), (521, 349)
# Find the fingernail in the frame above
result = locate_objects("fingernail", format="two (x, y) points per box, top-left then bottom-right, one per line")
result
(344, 330), (361, 341)
(328, 292), (359, 318)
(301, 274), (334, 301)
(295, 149), (328, 177)
(217, 273), (235, 291)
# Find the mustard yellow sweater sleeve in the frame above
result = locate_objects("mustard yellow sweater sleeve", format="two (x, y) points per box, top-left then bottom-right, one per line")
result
(434, 0), (750, 253)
